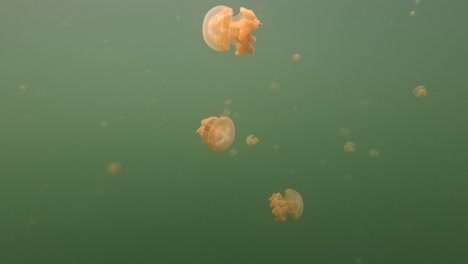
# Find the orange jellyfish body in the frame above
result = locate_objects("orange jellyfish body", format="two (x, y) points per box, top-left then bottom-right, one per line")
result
(269, 188), (304, 222)
(202, 5), (260, 55)
(196, 116), (235, 152)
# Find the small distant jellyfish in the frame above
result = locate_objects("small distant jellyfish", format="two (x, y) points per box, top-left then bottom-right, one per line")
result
(292, 53), (301, 62)
(202, 5), (260, 55)
(410, 10), (416, 16)
(196, 116), (235, 152)
(344, 141), (356, 153)
(269, 188), (304, 222)
(415, 0), (421, 6)
(246, 134), (259, 146)
(369, 148), (380, 158)
(413, 85), (427, 98)
(106, 162), (122, 175)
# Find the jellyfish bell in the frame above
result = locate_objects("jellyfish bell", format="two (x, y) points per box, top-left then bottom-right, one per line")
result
(291, 53), (301, 62)
(413, 85), (427, 98)
(202, 6), (231, 52)
(106, 162), (122, 175)
(196, 116), (235, 152)
(344, 141), (356, 153)
(269, 188), (304, 222)
(285, 188), (304, 219)
(202, 5), (260, 55)
(246, 134), (259, 146)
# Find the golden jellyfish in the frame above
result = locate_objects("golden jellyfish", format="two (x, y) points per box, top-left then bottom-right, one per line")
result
(269, 188), (304, 222)
(196, 116), (235, 152)
(106, 162), (122, 175)
(202, 5), (260, 55)
(413, 85), (427, 98)
(344, 141), (356, 153)
(292, 53), (301, 62)
(246, 134), (259, 146)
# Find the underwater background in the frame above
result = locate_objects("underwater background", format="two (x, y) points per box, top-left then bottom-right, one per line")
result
(1, 0), (467, 263)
